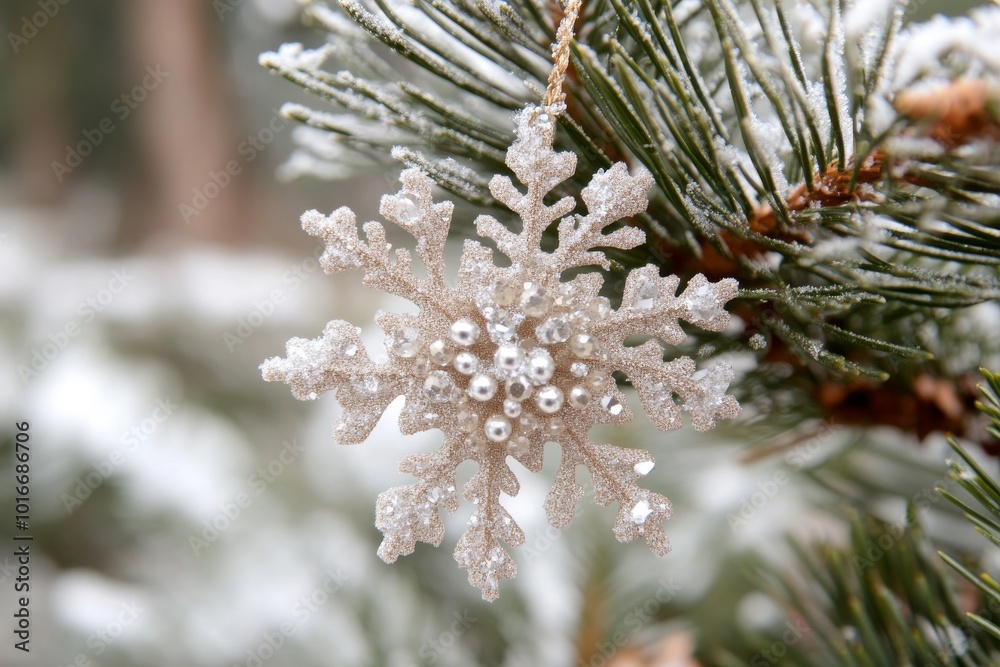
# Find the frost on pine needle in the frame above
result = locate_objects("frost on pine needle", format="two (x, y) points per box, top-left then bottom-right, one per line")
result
(261, 104), (740, 601)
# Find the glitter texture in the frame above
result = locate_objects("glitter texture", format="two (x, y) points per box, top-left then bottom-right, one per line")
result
(261, 104), (740, 601)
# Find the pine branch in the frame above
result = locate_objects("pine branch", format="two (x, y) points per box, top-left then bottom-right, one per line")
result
(719, 370), (1000, 665)
(261, 0), (1000, 446)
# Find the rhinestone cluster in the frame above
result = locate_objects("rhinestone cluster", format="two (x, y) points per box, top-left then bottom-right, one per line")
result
(387, 280), (622, 459)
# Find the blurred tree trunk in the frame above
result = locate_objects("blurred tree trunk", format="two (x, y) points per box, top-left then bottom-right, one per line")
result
(8, 0), (72, 205)
(120, 0), (246, 247)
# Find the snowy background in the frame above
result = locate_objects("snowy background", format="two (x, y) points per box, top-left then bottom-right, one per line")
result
(0, 1), (993, 666)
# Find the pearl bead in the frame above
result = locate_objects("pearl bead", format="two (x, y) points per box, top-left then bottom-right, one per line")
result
(428, 339), (453, 365)
(505, 375), (533, 401)
(569, 333), (597, 358)
(468, 374), (497, 401)
(453, 352), (478, 375)
(493, 344), (524, 373)
(536, 386), (563, 414)
(525, 349), (555, 385)
(569, 386), (591, 409)
(450, 318), (480, 346)
(484, 415), (512, 442)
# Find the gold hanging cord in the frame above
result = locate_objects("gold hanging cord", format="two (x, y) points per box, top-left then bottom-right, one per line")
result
(543, 0), (582, 109)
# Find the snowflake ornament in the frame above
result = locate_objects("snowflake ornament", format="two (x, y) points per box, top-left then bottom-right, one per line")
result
(262, 103), (740, 599)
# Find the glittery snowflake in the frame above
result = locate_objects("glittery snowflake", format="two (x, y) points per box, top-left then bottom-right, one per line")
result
(261, 104), (740, 600)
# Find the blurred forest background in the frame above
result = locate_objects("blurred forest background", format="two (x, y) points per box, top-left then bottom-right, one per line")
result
(0, 1), (996, 666)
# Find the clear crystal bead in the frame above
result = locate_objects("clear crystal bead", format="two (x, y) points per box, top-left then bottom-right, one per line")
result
(634, 461), (655, 476)
(535, 316), (572, 344)
(569, 333), (597, 358)
(571, 362), (590, 377)
(485, 308), (522, 343)
(505, 375), (533, 401)
(428, 339), (454, 365)
(395, 194), (421, 224)
(685, 283), (717, 321)
(546, 418), (565, 436)
(343, 344), (358, 357)
(586, 297), (611, 321)
(465, 431), (488, 455)
(412, 356), (430, 374)
(601, 394), (624, 416)
(353, 376), (380, 396)
(492, 281), (519, 307)
(631, 499), (652, 524)
(586, 369), (610, 390)
(535, 110), (552, 127)
(503, 399), (522, 418)
(520, 282), (552, 317)
(423, 371), (453, 403)
(457, 406), (479, 432)
(635, 275), (658, 310)
(536, 386), (564, 414)
(508, 434), (531, 457)
(518, 412), (541, 433)
(568, 386), (591, 409)
(392, 327), (421, 358)
(553, 283), (577, 309)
